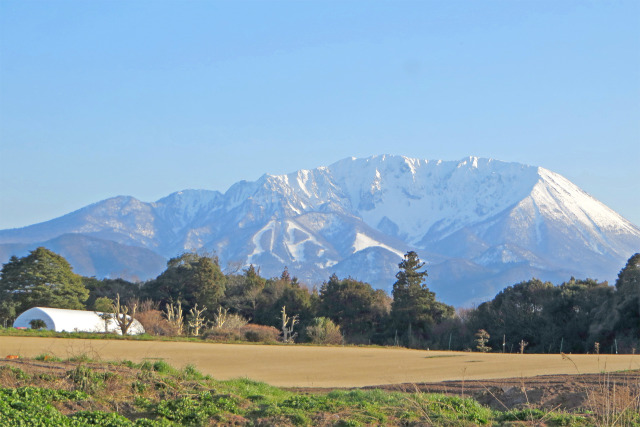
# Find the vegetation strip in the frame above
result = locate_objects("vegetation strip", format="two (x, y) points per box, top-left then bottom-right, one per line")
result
(1, 248), (638, 356)
(4, 357), (639, 426)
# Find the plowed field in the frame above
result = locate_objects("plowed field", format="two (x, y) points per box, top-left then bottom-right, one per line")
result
(2, 337), (637, 388)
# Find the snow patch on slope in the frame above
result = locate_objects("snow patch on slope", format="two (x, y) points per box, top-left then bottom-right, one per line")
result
(353, 232), (405, 258)
(536, 168), (636, 234)
(285, 221), (322, 262)
(249, 221), (276, 260)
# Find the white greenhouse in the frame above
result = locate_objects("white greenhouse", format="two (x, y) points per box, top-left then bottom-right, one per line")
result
(13, 307), (145, 335)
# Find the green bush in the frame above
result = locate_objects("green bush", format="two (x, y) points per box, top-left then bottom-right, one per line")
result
(34, 353), (62, 362)
(70, 410), (134, 426)
(29, 319), (47, 330)
(306, 317), (343, 345)
(67, 365), (103, 393)
(182, 364), (206, 380)
(139, 360), (173, 373)
(152, 360), (172, 374)
(1, 366), (31, 381)
(149, 391), (239, 424)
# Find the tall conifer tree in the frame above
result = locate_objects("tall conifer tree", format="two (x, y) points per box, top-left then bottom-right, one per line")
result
(391, 251), (453, 346)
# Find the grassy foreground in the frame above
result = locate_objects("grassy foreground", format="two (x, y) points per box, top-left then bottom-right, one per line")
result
(2, 356), (632, 427)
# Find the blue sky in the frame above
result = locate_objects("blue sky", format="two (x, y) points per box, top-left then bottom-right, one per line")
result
(1, 0), (639, 229)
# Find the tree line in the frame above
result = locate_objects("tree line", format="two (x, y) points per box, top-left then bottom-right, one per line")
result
(0, 247), (638, 353)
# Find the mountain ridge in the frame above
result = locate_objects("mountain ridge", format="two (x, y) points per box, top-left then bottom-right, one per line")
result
(1, 155), (638, 306)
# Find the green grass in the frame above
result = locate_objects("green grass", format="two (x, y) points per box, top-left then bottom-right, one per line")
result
(34, 353), (63, 362)
(0, 327), (188, 342)
(0, 357), (599, 426)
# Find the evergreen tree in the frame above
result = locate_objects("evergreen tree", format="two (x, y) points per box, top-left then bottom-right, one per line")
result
(608, 253), (640, 350)
(475, 329), (491, 352)
(318, 274), (390, 343)
(0, 299), (17, 328)
(469, 278), (555, 353)
(143, 252), (226, 319)
(83, 277), (140, 310)
(546, 278), (612, 353)
(391, 251), (453, 346)
(223, 264), (266, 319)
(615, 253), (640, 320)
(253, 270), (314, 330)
(0, 247), (89, 314)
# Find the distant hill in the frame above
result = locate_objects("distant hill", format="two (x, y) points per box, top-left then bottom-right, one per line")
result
(0, 234), (166, 282)
(1, 155), (638, 306)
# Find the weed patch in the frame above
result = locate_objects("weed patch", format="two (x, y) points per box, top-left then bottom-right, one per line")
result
(0, 356), (629, 426)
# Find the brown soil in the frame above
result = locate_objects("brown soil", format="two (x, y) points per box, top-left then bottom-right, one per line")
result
(2, 337), (639, 388)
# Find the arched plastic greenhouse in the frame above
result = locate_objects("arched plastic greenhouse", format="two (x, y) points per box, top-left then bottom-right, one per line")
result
(13, 307), (145, 335)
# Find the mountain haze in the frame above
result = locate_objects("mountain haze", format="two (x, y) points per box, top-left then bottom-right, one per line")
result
(1, 155), (638, 306)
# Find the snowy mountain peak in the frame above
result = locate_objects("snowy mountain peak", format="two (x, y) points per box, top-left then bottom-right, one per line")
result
(457, 155), (479, 168)
(0, 155), (638, 307)
(534, 167), (637, 234)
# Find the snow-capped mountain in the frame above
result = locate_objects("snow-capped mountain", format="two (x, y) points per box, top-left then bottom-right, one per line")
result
(1, 155), (638, 306)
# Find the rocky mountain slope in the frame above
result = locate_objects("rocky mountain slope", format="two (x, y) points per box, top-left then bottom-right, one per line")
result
(1, 155), (638, 306)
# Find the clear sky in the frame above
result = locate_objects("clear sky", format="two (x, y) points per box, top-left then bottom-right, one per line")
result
(1, 0), (639, 230)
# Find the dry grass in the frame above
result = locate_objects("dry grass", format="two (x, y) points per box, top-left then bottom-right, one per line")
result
(2, 336), (639, 389)
(583, 371), (640, 426)
(559, 353), (640, 426)
(590, 384), (638, 425)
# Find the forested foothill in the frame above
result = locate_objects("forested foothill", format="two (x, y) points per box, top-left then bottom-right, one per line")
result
(1, 247), (638, 354)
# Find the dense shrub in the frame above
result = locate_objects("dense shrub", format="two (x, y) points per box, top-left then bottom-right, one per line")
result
(241, 324), (280, 343)
(306, 317), (343, 345)
(202, 329), (243, 342)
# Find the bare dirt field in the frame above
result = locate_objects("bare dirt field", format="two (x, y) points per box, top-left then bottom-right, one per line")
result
(1, 336), (638, 389)
(334, 371), (640, 412)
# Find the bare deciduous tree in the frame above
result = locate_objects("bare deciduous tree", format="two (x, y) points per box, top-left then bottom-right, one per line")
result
(519, 339), (529, 354)
(164, 301), (184, 336)
(136, 299), (158, 314)
(112, 293), (137, 335)
(223, 261), (244, 275)
(280, 306), (298, 344)
(188, 304), (207, 337)
(213, 306), (229, 329)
